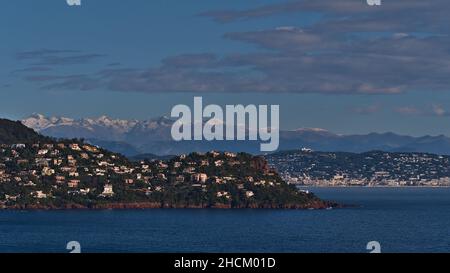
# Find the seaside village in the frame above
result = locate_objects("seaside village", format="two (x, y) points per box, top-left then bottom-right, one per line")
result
(270, 149), (450, 187)
(0, 141), (278, 204)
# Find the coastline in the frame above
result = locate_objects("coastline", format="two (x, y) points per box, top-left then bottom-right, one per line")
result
(0, 199), (339, 211)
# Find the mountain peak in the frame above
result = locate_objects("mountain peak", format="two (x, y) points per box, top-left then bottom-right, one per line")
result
(293, 127), (330, 133)
(29, 113), (46, 119)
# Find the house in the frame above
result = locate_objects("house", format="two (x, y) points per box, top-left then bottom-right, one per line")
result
(216, 191), (231, 199)
(157, 173), (167, 180)
(42, 167), (55, 176)
(38, 149), (49, 155)
(43, 144), (54, 149)
(209, 151), (220, 158)
(35, 158), (49, 167)
(245, 191), (255, 198)
(54, 159), (63, 166)
(183, 167), (195, 174)
(69, 172), (79, 177)
(17, 159), (29, 165)
(125, 179), (134, 184)
(33, 191), (47, 199)
(214, 160), (224, 167)
(101, 184), (114, 196)
(68, 180), (80, 188)
(70, 144), (82, 151)
(79, 188), (91, 195)
(83, 145), (98, 153)
(23, 181), (36, 187)
(158, 162), (169, 169)
(200, 160), (209, 166)
(191, 173), (208, 183)
(224, 152), (237, 158)
(55, 176), (66, 183)
(11, 144), (26, 149)
(4, 194), (19, 201)
(98, 161), (109, 167)
(175, 175), (185, 183)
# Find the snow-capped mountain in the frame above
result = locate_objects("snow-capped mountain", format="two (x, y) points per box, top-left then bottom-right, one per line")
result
(22, 113), (171, 141)
(21, 114), (450, 156)
(22, 114), (175, 155)
(22, 113), (139, 135)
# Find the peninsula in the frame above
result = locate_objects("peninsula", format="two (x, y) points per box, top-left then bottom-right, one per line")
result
(0, 119), (334, 209)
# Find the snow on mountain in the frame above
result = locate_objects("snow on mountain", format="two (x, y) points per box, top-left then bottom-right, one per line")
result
(21, 114), (450, 157)
(21, 113), (66, 131)
(22, 114), (140, 135)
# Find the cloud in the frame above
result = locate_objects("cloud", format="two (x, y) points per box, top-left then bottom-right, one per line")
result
(15, 1), (450, 95)
(394, 105), (450, 117)
(394, 106), (422, 116)
(10, 66), (53, 75)
(15, 49), (80, 60)
(16, 49), (105, 66)
(431, 104), (449, 117)
(199, 0), (448, 31)
(352, 104), (381, 115)
(198, 0), (374, 23)
(25, 74), (102, 91)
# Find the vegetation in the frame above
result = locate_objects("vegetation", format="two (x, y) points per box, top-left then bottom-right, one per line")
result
(0, 119), (329, 209)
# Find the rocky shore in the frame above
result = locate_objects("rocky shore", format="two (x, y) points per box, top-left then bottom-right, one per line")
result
(1, 199), (340, 210)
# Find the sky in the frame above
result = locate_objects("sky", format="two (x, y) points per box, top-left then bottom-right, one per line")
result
(1, 0), (450, 136)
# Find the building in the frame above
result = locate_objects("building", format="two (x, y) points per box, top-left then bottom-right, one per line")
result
(192, 173), (208, 183)
(68, 180), (80, 188)
(102, 184), (114, 196)
(33, 191), (47, 199)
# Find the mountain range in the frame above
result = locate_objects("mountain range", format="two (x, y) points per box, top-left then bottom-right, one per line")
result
(22, 113), (450, 156)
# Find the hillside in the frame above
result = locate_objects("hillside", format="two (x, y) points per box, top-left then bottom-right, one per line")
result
(0, 119), (49, 144)
(0, 118), (332, 209)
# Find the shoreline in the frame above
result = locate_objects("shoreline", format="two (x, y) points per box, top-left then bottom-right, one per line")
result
(0, 200), (340, 211)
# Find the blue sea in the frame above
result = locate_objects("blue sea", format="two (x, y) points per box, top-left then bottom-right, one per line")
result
(0, 187), (450, 253)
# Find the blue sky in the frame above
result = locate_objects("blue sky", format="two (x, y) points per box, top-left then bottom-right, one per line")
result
(1, 0), (450, 136)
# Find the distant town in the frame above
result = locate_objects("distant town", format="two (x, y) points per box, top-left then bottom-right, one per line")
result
(268, 149), (450, 187)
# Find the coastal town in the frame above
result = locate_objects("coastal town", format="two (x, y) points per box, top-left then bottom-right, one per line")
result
(0, 136), (325, 209)
(268, 149), (450, 187)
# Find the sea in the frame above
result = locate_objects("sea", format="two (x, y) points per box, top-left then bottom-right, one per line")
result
(0, 187), (449, 253)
